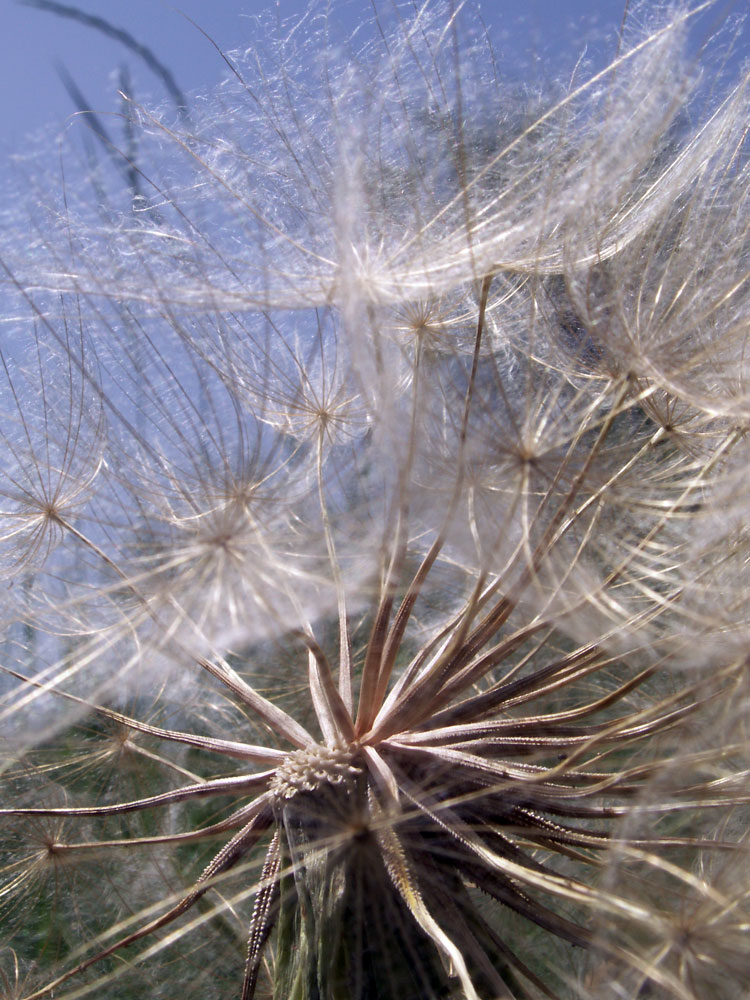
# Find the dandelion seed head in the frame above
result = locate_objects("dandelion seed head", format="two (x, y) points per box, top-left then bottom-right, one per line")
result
(1, 2), (749, 998)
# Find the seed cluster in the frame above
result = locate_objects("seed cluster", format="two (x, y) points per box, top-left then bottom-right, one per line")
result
(271, 744), (363, 801)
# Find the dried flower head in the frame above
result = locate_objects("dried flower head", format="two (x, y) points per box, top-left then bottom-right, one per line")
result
(1, 2), (749, 999)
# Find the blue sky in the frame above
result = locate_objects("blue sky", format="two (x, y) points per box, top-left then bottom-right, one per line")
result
(0, 0), (746, 174)
(2, 0), (691, 148)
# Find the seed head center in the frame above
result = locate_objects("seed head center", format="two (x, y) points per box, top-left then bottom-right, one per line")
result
(271, 743), (362, 801)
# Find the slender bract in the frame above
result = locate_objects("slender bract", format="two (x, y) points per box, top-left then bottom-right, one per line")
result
(1, 3), (749, 999)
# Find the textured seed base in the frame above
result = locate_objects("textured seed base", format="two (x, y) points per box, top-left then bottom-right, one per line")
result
(271, 744), (362, 800)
